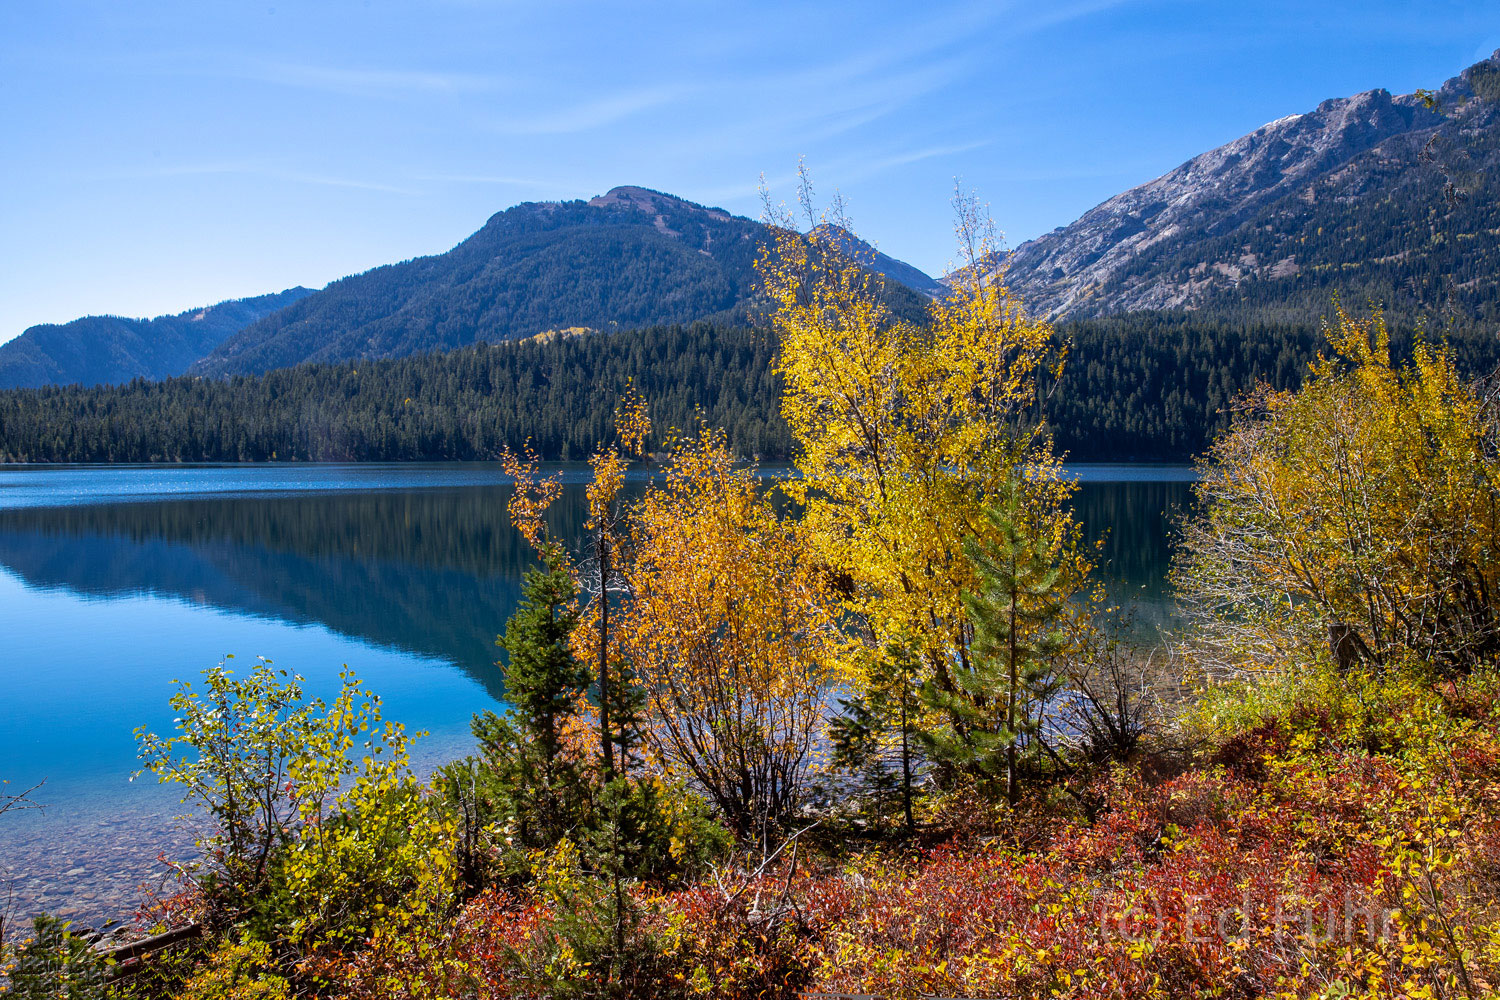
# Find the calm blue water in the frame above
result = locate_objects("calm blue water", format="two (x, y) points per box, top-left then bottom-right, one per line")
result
(0, 462), (1192, 923)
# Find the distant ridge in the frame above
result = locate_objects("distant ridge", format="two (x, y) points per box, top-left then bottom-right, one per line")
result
(189, 186), (940, 377)
(0, 287), (315, 389)
(995, 50), (1500, 325)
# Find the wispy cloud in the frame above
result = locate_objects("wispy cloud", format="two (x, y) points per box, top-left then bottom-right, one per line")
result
(246, 61), (507, 97)
(1010, 0), (1140, 35)
(697, 140), (993, 216)
(645, 47), (973, 170)
(482, 85), (687, 135)
(90, 162), (417, 195)
(88, 49), (514, 99)
(264, 169), (415, 194)
(839, 140), (995, 180)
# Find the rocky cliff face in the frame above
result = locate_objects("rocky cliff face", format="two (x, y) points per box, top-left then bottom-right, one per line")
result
(999, 52), (1500, 321)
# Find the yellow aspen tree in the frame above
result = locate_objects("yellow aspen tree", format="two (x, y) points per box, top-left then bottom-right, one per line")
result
(1177, 306), (1500, 676)
(615, 422), (841, 835)
(756, 165), (1089, 702)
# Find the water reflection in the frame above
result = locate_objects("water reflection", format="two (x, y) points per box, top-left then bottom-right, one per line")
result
(0, 474), (1193, 692)
(1073, 477), (1195, 634)
(0, 465), (1191, 924)
(0, 486), (602, 701)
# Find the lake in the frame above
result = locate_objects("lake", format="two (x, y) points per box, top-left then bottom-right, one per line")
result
(0, 462), (1194, 925)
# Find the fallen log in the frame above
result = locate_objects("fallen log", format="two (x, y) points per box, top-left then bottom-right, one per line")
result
(98, 921), (205, 975)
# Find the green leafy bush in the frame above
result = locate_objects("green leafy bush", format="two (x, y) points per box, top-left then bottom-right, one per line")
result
(135, 659), (458, 970)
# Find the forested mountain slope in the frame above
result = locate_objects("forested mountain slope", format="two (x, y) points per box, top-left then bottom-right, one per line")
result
(999, 51), (1500, 325)
(0, 287), (313, 389)
(190, 186), (937, 377)
(4, 323), (790, 463)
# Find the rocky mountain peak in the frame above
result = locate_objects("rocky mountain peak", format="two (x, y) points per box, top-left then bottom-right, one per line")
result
(588, 185), (733, 222)
(993, 54), (1494, 320)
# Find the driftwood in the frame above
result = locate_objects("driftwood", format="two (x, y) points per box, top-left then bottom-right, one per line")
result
(97, 921), (205, 976)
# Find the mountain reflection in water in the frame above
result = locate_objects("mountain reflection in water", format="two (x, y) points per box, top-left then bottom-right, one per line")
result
(0, 463), (1190, 925)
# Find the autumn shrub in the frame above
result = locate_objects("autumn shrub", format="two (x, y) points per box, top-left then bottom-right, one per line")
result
(808, 759), (1494, 998)
(266, 776), (456, 960)
(1439, 664), (1500, 723)
(618, 424), (842, 837)
(133, 658), (330, 921)
(311, 886), (527, 1000)
(448, 861), (827, 1000)
(1150, 304), (1500, 997)
(1184, 658), (1467, 762)
(472, 835), (673, 999)
(654, 875), (827, 998)
(783, 645), (1500, 999)
(135, 660), (462, 993)
(177, 939), (290, 1000)
(101, 884), (210, 999)
(1049, 617), (1182, 769)
(316, 718), (1496, 999)
(1177, 307), (1500, 678)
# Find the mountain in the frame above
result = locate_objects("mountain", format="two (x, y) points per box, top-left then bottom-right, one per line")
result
(814, 224), (946, 297)
(19, 52), (1500, 391)
(0, 288), (314, 390)
(998, 51), (1500, 325)
(191, 186), (939, 377)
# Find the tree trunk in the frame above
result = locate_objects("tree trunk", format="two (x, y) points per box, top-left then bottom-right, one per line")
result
(1328, 622), (1370, 673)
(598, 530), (615, 777)
(900, 679), (914, 834)
(1007, 582), (1019, 806)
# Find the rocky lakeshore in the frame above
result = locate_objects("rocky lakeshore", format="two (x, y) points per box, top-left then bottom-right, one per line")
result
(2, 800), (198, 931)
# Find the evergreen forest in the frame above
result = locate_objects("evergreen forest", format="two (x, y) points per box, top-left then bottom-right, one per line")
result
(4, 311), (1496, 464)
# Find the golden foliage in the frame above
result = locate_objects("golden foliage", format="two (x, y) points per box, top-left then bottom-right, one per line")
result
(1177, 305), (1500, 675)
(500, 444), (564, 553)
(756, 166), (1086, 691)
(616, 423), (841, 833)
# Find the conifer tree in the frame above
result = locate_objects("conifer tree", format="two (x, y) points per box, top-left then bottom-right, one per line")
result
(471, 542), (590, 846)
(501, 543), (588, 763)
(830, 641), (923, 833)
(921, 482), (1069, 804)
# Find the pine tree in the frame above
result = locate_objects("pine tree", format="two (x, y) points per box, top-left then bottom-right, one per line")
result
(497, 542), (589, 768)
(471, 542), (590, 846)
(921, 482), (1069, 804)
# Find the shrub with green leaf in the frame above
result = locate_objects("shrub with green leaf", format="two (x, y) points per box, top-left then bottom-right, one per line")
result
(135, 659), (457, 969)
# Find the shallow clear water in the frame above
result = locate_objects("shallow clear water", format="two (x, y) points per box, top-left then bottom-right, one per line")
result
(0, 462), (1192, 925)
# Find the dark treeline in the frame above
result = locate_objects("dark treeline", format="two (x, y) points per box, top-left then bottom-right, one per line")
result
(0, 323), (791, 463)
(1044, 312), (1500, 460)
(3, 314), (1497, 464)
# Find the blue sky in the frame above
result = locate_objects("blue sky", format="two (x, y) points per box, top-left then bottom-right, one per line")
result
(3, 1), (1499, 345)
